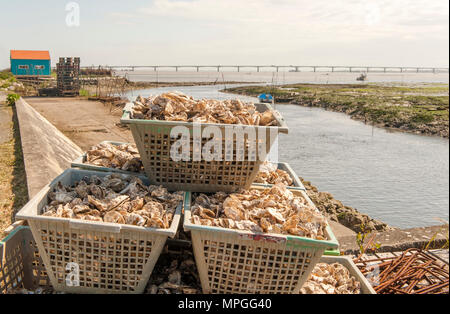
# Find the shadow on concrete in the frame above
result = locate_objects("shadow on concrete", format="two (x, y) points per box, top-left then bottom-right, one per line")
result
(10, 103), (29, 221)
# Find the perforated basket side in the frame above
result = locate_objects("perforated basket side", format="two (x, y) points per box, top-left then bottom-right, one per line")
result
(128, 122), (266, 192)
(25, 227), (52, 289)
(190, 228), (325, 294)
(27, 220), (168, 294)
(0, 226), (51, 293)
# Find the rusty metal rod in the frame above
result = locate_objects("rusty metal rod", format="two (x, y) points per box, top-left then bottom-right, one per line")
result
(357, 249), (449, 294)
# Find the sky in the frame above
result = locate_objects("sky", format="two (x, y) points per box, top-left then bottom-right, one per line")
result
(0, 0), (448, 69)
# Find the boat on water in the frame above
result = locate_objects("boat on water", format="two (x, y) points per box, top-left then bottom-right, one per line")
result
(258, 93), (274, 103)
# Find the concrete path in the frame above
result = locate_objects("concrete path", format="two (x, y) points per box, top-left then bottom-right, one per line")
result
(15, 98), (83, 198)
(329, 220), (356, 239)
(339, 224), (449, 255)
(24, 97), (133, 151)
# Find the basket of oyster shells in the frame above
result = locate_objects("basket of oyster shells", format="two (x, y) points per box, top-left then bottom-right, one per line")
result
(121, 92), (288, 193)
(183, 183), (339, 294)
(300, 256), (376, 294)
(16, 168), (186, 294)
(71, 141), (144, 175)
(253, 161), (305, 189)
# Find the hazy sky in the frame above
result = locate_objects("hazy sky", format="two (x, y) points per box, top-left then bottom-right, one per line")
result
(0, 0), (448, 68)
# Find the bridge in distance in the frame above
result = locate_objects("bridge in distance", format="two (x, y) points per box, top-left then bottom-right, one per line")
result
(86, 65), (449, 73)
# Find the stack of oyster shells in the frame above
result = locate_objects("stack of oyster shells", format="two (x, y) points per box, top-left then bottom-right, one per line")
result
(85, 142), (143, 173)
(300, 262), (361, 294)
(190, 183), (328, 240)
(130, 91), (278, 126)
(41, 174), (183, 228)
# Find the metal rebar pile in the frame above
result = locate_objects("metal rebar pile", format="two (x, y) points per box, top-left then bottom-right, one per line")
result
(354, 248), (449, 294)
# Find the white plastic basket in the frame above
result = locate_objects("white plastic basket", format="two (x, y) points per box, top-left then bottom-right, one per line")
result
(183, 187), (339, 294)
(16, 168), (184, 294)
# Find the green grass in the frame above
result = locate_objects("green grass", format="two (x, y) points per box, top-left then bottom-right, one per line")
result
(224, 83), (449, 136)
(0, 71), (15, 81)
(79, 89), (90, 97)
(0, 71), (16, 89)
(6, 94), (20, 106)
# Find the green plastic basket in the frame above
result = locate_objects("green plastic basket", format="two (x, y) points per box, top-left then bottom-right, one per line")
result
(183, 187), (339, 294)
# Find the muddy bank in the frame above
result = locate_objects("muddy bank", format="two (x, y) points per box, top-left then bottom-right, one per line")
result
(128, 80), (256, 89)
(224, 84), (449, 138)
(291, 98), (449, 138)
(300, 177), (393, 233)
(85, 79), (257, 95)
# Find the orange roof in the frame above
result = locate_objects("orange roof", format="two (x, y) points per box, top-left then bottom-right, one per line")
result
(10, 50), (50, 60)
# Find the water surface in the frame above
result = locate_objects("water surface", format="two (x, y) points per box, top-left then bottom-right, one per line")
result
(119, 70), (449, 84)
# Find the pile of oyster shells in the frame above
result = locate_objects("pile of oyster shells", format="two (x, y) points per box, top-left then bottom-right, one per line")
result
(41, 174), (183, 228)
(130, 92), (277, 126)
(146, 246), (201, 294)
(300, 263), (361, 294)
(190, 183), (328, 240)
(84, 142), (143, 173)
(6, 287), (58, 294)
(254, 162), (294, 186)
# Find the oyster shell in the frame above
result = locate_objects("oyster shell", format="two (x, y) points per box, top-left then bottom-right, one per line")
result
(103, 211), (125, 224)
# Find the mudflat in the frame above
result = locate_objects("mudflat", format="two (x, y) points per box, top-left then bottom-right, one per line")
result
(225, 83), (450, 138)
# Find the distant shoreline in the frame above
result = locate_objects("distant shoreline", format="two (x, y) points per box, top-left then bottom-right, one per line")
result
(126, 80), (258, 89)
(223, 83), (449, 139)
